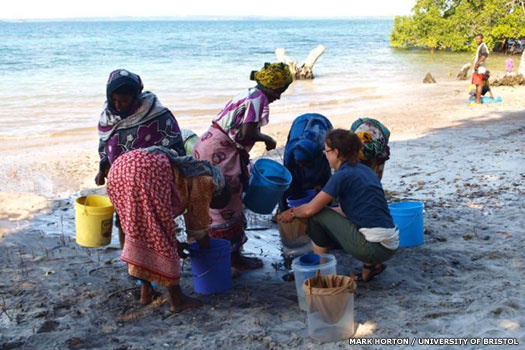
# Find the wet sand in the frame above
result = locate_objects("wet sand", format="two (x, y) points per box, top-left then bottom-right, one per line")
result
(0, 80), (524, 349)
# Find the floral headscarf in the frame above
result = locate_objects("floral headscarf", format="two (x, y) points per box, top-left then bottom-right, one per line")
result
(350, 118), (390, 164)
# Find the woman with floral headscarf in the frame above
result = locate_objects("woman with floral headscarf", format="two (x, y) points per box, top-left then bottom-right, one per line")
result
(194, 62), (293, 270)
(95, 69), (185, 186)
(350, 118), (390, 180)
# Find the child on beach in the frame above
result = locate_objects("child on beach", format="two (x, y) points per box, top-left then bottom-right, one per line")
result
(469, 69), (495, 101)
(278, 129), (398, 282)
(505, 58), (514, 74)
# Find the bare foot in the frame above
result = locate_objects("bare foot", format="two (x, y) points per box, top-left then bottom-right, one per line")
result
(139, 281), (154, 305)
(231, 251), (263, 270)
(167, 285), (202, 313)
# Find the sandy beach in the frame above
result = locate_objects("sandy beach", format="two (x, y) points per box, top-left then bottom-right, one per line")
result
(1, 79), (524, 349)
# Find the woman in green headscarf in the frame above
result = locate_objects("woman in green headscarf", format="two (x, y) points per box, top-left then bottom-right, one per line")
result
(350, 118), (390, 180)
(194, 62), (293, 271)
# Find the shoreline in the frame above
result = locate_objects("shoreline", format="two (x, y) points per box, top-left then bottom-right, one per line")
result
(0, 87), (523, 348)
(1, 81), (523, 201)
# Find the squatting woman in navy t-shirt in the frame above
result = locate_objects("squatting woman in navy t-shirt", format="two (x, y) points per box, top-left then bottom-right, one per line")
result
(279, 129), (398, 282)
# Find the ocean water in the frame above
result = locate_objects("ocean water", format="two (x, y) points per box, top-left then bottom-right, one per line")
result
(0, 19), (508, 137)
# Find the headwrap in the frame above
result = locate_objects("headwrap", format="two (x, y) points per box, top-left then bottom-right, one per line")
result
(106, 69), (144, 116)
(251, 62), (293, 91)
(284, 113), (332, 167)
(293, 138), (317, 164)
(144, 146), (225, 195)
(350, 118), (390, 164)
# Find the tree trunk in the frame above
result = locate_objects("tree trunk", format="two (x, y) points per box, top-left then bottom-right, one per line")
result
(275, 48), (297, 78)
(275, 45), (325, 80)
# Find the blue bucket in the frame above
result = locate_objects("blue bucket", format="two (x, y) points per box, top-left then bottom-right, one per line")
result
(287, 189), (317, 208)
(299, 253), (320, 266)
(243, 158), (292, 214)
(189, 239), (232, 295)
(389, 201), (424, 248)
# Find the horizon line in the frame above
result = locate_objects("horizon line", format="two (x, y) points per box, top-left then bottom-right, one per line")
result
(0, 15), (398, 22)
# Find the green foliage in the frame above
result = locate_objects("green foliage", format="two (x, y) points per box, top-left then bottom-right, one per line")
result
(390, 0), (525, 51)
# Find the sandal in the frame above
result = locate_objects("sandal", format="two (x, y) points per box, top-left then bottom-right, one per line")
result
(356, 264), (386, 282)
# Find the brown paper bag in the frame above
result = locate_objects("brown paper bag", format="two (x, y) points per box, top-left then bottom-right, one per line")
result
(278, 218), (310, 248)
(303, 271), (357, 324)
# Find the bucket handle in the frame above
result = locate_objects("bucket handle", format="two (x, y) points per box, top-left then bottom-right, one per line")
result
(264, 149), (284, 163)
(82, 197), (89, 215)
(191, 251), (230, 279)
(395, 212), (423, 231)
(192, 266), (217, 279)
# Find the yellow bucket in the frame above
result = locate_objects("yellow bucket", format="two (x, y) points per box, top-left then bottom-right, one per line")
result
(75, 195), (114, 248)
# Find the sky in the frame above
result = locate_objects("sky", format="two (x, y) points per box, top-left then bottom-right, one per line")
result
(0, 0), (415, 20)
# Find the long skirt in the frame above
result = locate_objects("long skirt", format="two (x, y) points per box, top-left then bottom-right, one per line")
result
(193, 125), (247, 252)
(107, 149), (182, 287)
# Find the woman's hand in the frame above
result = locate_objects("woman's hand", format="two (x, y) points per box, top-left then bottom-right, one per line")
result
(239, 122), (276, 150)
(95, 171), (106, 186)
(264, 136), (277, 151)
(278, 209), (295, 223)
(196, 234), (210, 249)
(279, 191), (334, 222)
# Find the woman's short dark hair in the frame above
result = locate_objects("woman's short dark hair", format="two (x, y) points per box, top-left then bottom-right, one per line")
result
(325, 129), (362, 165)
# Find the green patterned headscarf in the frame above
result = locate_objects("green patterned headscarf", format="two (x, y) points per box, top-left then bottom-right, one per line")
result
(251, 62), (293, 91)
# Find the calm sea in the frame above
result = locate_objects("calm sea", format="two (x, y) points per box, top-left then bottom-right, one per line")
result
(0, 19), (507, 137)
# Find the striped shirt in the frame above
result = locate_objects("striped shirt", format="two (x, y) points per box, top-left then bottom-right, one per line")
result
(213, 87), (270, 146)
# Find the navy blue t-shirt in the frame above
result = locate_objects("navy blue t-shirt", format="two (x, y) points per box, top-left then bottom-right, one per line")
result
(322, 162), (394, 229)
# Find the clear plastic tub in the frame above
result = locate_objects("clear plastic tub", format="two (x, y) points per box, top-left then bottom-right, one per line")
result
(306, 293), (355, 342)
(291, 253), (337, 311)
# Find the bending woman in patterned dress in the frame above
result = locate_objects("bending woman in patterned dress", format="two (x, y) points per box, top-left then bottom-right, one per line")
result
(106, 146), (230, 312)
(280, 113), (333, 211)
(193, 62), (293, 270)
